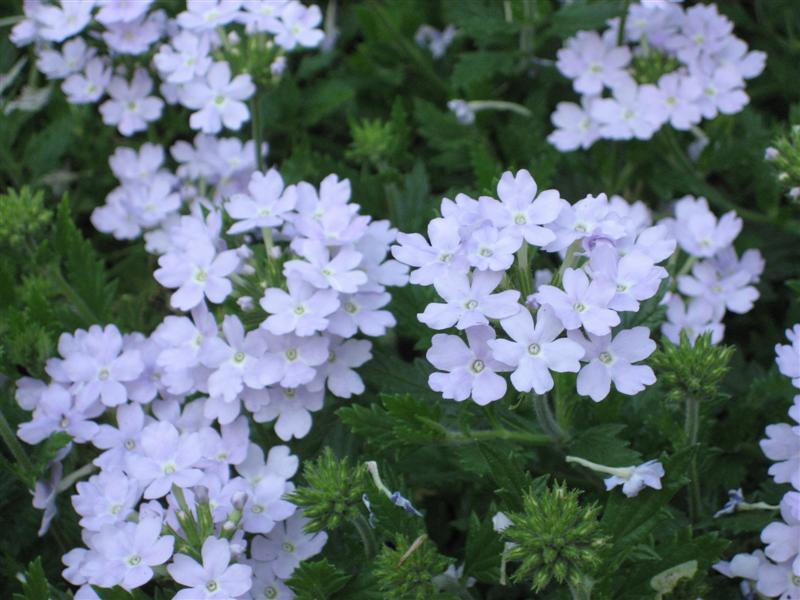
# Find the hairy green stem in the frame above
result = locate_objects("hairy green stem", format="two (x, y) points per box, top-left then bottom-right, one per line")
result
(350, 513), (377, 559)
(552, 240), (583, 287)
(685, 395), (701, 521)
(616, 0), (631, 47)
(516, 243), (533, 299)
(250, 95), (265, 172)
(569, 575), (593, 600)
(0, 406), (34, 477)
(533, 394), (566, 443)
(452, 429), (550, 445)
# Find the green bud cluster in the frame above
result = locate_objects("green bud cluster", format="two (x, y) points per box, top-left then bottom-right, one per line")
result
(288, 447), (369, 533)
(347, 118), (401, 168)
(372, 534), (453, 600)
(503, 482), (608, 593)
(0, 187), (52, 249)
(650, 331), (734, 404)
(630, 43), (681, 85)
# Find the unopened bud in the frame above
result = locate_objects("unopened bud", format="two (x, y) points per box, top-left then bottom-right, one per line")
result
(237, 296), (255, 311)
(764, 146), (779, 161)
(194, 486), (209, 505)
(231, 491), (248, 511)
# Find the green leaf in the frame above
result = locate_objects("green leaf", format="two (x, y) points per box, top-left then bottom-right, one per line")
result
(12, 557), (50, 600)
(477, 443), (542, 511)
(358, 348), (438, 401)
(619, 279), (669, 330)
(569, 424), (642, 466)
(304, 80), (355, 126)
(463, 512), (505, 583)
(451, 52), (517, 89)
(338, 393), (445, 450)
(287, 558), (351, 600)
(385, 160), (434, 234)
(547, 0), (625, 39)
(92, 587), (152, 600)
(52, 196), (118, 327)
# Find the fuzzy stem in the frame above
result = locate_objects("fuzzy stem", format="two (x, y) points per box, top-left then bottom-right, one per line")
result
(450, 429), (550, 445)
(533, 394), (566, 443)
(250, 95), (265, 172)
(0, 406), (35, 477)
(685, 395), (702, 521)
(552, 240), (583, 287)
(616, 0), (631, 47)
(516, 243), (533, 300)
(569, 575), (594, 600)
(350, 513), (377, 559)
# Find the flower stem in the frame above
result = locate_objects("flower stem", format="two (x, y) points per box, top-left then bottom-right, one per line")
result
(516, 243), (533, 299)
(533, 394), (566, 443)
(0, 406), (34, 478)
(456, 429), (551, 445)
(685, 394), (702, 521)
(350, 513), (377, 559)
(250, 95), (265, 172)
(552, 240), (583, 288)
(616, 0), (631, 47)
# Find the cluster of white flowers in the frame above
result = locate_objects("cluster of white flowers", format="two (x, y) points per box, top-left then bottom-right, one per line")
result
(392, 168), (675, 405)
(714, 326), (800, 598)
(12, 0), (324, 136)
(661, 195), (763, 346)
(16, 323), (327, 599)
(549, 1), (765, 151)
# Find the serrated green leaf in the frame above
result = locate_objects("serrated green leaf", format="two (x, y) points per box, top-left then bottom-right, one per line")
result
(52, 196), (118, 327)
(12, 557), (49, 600)
(451, 52), (517, 89)
(463, 512), (505, 584)
(569, 424), (642, 466)
(287, 558), (351, 600)
(337, 393), (445, 450)
(547, 0), (625, 39)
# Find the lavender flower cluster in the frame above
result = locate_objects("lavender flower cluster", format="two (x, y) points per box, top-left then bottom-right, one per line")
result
(16, 322), (326, 598)
(549, 1), (765, 151)
(714, 326), (800, 599)
(15, 159), (408, 595)
(11, 0), (324, 136)
(392, 169), (671, 405)
(392, 169), (763, 407)
(661, 195), (763, 346)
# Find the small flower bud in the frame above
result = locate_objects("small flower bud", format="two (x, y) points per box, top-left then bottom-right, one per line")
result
(231, 491), (248, 511)
(237, 296), (255, 311)
(194, 485), (209, 505)
(764, 146), (779, 161)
